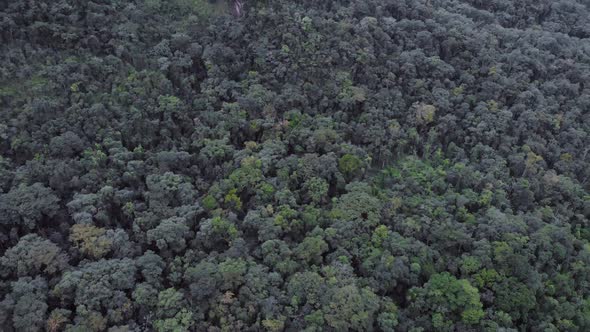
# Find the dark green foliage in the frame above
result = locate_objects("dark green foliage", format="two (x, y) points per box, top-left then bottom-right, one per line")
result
(0, 183), (60, 230)
(0, 277), (48, 332)
(1, 0), (590, 330)
(338, 154), (364, 178)
(147, 217), (191, 253)
(1, 234), (68, 278)
(52, 259), (137, 328)
(408, 272), (485, 330)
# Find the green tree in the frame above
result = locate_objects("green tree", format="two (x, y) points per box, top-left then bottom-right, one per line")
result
(409, 272), (485, 329)
(147, 217), (190, 253)
(0, 183), (60, 230)
(0, 277), (48, 332)
(1, 234), (69, 277)
(69, 224), (113, 259)
(338, 154), (363, 178)
(295, 234), (329, 265)
(322, 284), (380, 331)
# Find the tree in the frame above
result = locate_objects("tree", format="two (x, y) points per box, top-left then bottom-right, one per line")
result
(52, 259), (137, 326)
(46, 309), (71, 332)
(260, 239), (298, 275)
(0, 277), (48, 332)
(218, 258), (248, 291)
(137, 250), (166, 286)
(0, 183), (60, 230)
(1, 234), (68, 277)
(302, 177), (329, 204)
(295, 234), (329, 265)
(2, 0), (590, 330)
(338, 154), (364, 178)
(147, 217), (191, 253)
(492, 277), (536, 322)
(377, 299), (399, 332)
(184, 260), (220, 302)
(69, 224), (113, 259)
(197, 216), (239, 249)
(322, 284), (380, 331)
(408, 272), (485, 330)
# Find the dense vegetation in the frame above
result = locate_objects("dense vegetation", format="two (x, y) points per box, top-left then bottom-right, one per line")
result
(1, 0), (590, 331)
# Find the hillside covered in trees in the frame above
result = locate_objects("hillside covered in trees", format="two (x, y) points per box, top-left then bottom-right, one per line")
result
(1, 0), (590, 331)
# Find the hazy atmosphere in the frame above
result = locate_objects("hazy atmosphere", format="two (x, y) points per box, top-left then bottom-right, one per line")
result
(1, 0), (590, 331)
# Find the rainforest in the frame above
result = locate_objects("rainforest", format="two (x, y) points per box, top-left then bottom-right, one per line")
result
(1, 0), (590, 331)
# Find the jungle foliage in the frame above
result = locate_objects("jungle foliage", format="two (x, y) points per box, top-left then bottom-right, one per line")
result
(1, 0), (590, 331)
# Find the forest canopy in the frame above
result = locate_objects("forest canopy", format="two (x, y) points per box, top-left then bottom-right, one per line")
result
(1, 0), (590, 331)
